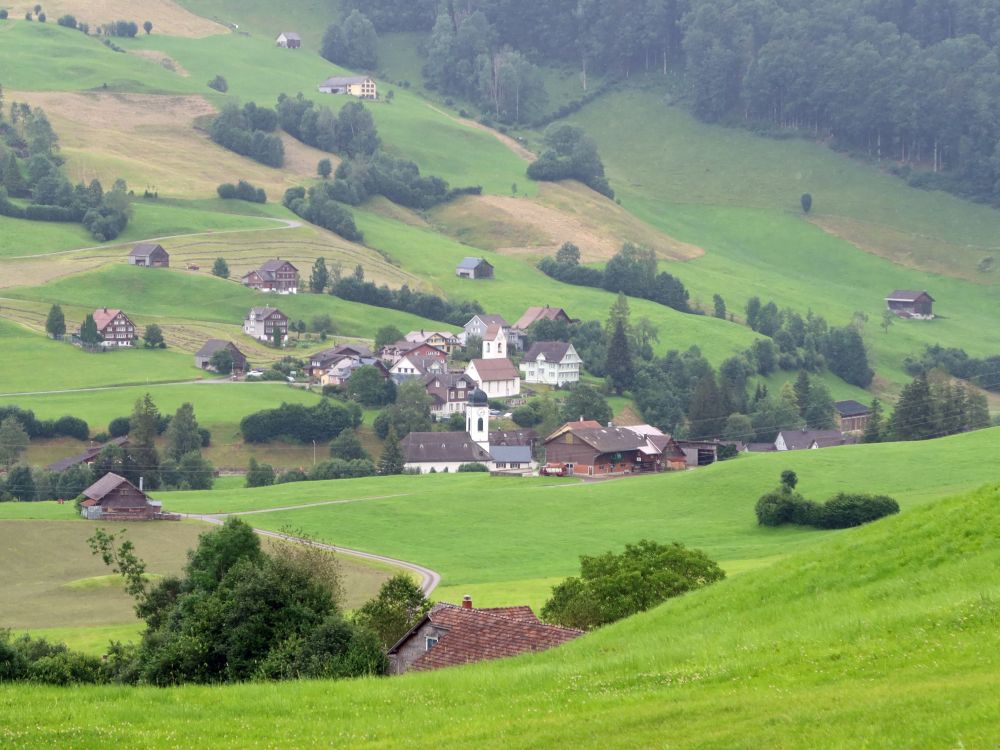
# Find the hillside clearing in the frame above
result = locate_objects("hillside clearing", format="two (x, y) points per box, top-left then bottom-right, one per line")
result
(9, 0), (227, 37)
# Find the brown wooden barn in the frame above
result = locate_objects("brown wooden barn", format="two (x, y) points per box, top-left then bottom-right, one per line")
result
(79, 473), (161, 521)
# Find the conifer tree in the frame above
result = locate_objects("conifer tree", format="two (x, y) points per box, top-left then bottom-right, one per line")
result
(687, 373), (727, 439)
(889, 373), (935, 441)
(45, 303), (65, 339)
(309, 257), (329, 293)
(605, 319), (635, 395)
(79, 313), (101, 349)
(211, 257), (229, 278)
(379, 426), (405, 475)
(862, 398), (884, 443)
(793, 370), (811, 417)
(129, 393), (161, 488)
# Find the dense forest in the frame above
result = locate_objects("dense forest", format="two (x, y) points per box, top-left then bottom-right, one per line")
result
(342, 0), (1000, 202)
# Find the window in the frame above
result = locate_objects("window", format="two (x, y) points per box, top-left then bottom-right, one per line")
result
(425, 636), (438, 651)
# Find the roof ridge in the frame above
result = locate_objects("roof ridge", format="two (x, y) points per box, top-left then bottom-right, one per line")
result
(435, 603), (584, 633)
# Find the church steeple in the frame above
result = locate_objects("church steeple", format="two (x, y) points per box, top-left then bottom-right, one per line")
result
(466, 387), (490, 450)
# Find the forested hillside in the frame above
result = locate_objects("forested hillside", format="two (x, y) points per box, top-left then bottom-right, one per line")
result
(348, 0), (1000, 203)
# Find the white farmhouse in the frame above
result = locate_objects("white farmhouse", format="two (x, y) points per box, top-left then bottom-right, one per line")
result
(465, 358), (520, 399)
(519, 341), (582, 386)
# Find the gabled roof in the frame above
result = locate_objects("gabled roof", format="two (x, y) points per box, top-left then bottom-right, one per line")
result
(321, 75), (372, 87)
(390, 603), (583, 672)
(886, 290), (934, 302)
(247, 306), (286, 319)
(401, 432), (492, 463)
(456, 256), (491, 270)
(82, 472), (141, 503)
(489, 445), (533, 463)
(129, 243), (167, 258)
(311, 343), (372, 364)
(522, 341), (572, 363)
(195, 339), (244, 358)
(92, 308), (125, 330)
(777, 429), (845, 450)
(489, 429), (538, 446)
(483, 324), (505, 340)
(467, 358), (519, 381)
(834, 400), (871, 417)
(546, 421), (602, 442)
(562, 426), (650, 453)
(46, 437), (128, 473)
(466, 314), (509, 328)
(278, 31), (300, 40)
(513, 306), (570, 331)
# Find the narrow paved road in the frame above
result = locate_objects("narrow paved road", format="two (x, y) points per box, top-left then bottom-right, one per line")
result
(183, 512), (441, 596)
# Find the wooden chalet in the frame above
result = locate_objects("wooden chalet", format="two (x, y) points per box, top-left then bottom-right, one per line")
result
(128, 243), (169, 268)
(885, 290), (935, 319)
(241, 259), (300, 294)
(79, 473), (162, 521)
(90, 308), (137, 347)
(543, 422), (685, 477)
(834, 400), (872, 433)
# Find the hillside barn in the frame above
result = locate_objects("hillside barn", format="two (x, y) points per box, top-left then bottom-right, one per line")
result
(456, 257), (494, 280)
(79, 473), (161, 521)
(275, 32), (301, 48)
(128, 243), (169, 268)
(886, 290), (935, 319)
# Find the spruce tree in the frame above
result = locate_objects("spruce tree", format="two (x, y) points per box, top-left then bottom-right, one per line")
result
(687, 373), (727, 439)
(211, 257), (229, 278)
(889, 373), (935, 441)
(309, 257), (329, 293)
(793, 370), (811, 417)
(379, 426), (405, 475)
(3, 153), (25, 197)
(129, 393), (161, 488)
(862, 398), (884, 443)
(45, 303), (66, 339)
(0, 416), (29, 468)
(605, 319), (635, 395)
(79, 313), (101, 349)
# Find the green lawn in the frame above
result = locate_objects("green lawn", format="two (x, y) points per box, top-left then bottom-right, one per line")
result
(4, 480), (998, 748)
(159, 427), (1000, 610)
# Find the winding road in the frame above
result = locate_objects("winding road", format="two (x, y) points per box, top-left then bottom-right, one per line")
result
(182, 509), (441, 596)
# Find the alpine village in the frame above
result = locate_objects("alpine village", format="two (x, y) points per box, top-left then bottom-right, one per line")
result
(0, 1), (998, 748)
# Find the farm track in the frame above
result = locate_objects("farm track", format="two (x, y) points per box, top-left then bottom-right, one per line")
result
(184, 508), (441, 595)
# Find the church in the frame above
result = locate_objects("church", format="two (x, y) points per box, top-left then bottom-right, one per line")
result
(400, 389), (532, 473)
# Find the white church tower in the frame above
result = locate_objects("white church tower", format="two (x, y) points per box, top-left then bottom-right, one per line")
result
(466, 387), (490, 451)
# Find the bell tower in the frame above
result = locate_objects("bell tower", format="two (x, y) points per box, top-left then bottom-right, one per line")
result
(466, 387), (490, 450)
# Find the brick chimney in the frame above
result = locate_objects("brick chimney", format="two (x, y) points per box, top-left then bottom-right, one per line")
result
(461, 595), (472, 609)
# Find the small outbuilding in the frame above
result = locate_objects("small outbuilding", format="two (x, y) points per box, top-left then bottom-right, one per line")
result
(834, 400), (872, 433)
(885, 290), (935, 319)
(275, 32), (301, 48)
(455, 257), (494, 280)
(128, 243), (169, 268)
(194, 339), (248, 374)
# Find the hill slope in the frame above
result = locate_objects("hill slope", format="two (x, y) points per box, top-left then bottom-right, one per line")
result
(5, 481), (998, 748)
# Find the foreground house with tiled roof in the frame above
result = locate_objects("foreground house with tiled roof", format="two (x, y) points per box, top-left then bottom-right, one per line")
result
(387, 596), (583, 674)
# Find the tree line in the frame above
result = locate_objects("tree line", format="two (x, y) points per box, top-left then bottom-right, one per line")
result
(209, 102), (284, 168)
(0, 95), (131, 240)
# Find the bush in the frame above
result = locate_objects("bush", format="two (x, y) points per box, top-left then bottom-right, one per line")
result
(207, 75), (228, 93)
(456, 463), (488, 472)
(240, 399), (360, 443)
(53, 416), (89, 441)
(217, 180), (267, 203)
(815, 493), (900, 529)
(108, 416), (131, 438)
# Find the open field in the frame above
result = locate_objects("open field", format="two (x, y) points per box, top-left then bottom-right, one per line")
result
(4, 481), (998, 747)
(177, 0), (340, 48)
(158, 428), (1000, 610)
(9, 0), (228, 37)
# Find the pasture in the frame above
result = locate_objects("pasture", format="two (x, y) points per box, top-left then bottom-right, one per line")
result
(4, 481), (998, 748)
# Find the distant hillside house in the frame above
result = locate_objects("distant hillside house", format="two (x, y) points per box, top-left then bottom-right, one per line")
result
(275, 32), (301, 48)
(194, 339), (248, 373)
(241, 259), (299, 294)
(405, 330), (461, 355)
(243, 307), (289, 343)
(79, 473), (161, 521)
(90, 308), (137, 347)
(46, 436), (128, 473)
(424, 372), (477, 419)
(463, 313), (521, 350)
(128, 243), (169, 268)
(390, 353), (448, 383)
(834, 400), (872, 434)
(455, 257), (494, 280)
(885, 290), (935, 319)
(520, 341), (582, 386)
(309, 343), (373, 378)
(318, 75), (377, 99)
(775, 429), (857, 451)
(388, 598), (583, 674)
(480, 325), (509, 360)
(381, 341), (449, 367)
(513, 305), (571, 333)
(320, 356), (387, 388)
(465, 358), (520, 399)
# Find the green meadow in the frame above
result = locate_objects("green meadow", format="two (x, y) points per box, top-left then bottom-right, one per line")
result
(4, 480), (998, 748)
(159, 427), (1000, 609)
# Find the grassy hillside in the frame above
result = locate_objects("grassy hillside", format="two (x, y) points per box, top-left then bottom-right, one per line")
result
(5, 480), (998, 748)
(157, 427), (1000, 609)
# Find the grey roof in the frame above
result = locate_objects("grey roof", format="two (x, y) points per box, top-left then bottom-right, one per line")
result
(279, 32), (301, 40)
(777, 429), (845, 450)
(468, 358), (519, 381)
(489, 429), (538, 446)
(489, 445), (532, 463)
(456, 257), (491, 270)
(195, 339), (244, 358)
(129, 243), (167, 258)
(82, 472), (133, 502)
(248, 306), (286, 318)
(522, 341), (572, 363)
(402, 432), (492, 463)
(46, 437), (128, 472)
(886, 290), (934, 302)
(834, 400), (871, 417)
(555, 426), (648, 453)
(321, 75), (372, 86)
(747, 442), (777, 452)
(254, 259), (298, 280)
(468, 387), (489, 407)
(467, 314), (508, 328)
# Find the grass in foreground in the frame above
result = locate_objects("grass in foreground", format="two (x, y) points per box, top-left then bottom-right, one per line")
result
(3, 481), (998, 748)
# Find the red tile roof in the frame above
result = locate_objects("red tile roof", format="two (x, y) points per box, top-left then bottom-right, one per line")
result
(92, 308), (123, 331)
(400, 603), (583, 672)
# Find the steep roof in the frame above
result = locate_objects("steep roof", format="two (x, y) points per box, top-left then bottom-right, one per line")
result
(522, 341), (572, 363)
(886, 290), (934, 302)
(82, 473), (138, 502)
(513, 306), (570, 331)
(393, 603), (583, 672)
(456, 256), (491, 270)
(546, 421), (602, 442)
(489, 429), (538, 446)
(566, 426), (650, 453)
(777, 429), (845, 450)
(834, 400), (872, 417)
(129, 243), (166, 258)
(468, 358), (519, 381)
(46, 437), (128, 473)
(322, 75), (372, 86)
(467, 314), (508, 328)
(248, 306), (286, 319)
(279, 31), (300, 40)
(195, 339), (243, 358)
(401, 432), (492, 463)
(92, 308), (124, 330)
(489, 445), (533, 463)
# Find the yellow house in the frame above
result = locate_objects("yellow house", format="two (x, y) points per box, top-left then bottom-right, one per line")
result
(318, 76), (377, 99)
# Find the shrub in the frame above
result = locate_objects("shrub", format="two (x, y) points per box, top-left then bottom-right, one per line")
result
(108, 416), (131, 438)
(240, 400), (360, 443)
(457, 463), (488, 472)
(207, 75), (228, 93)
(217, 180), (266, 203)
(815, 493), (900, 529)
(53, 416), (89, 441)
